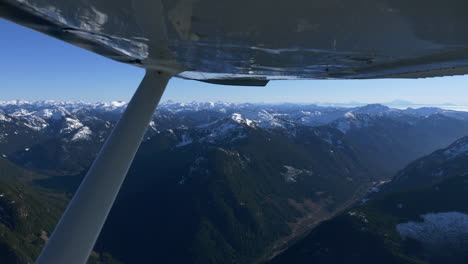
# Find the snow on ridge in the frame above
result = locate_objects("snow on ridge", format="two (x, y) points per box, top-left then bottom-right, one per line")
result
(256, 110), (287, 128)
(159, 101), (232, 111)
(34, 107), (69, 120)
(2, 102), (468, 136)
(197, 116), (248, 144)
(0, 101), (129, 113)
(109, 101), (126, 107)
(344, 112), (356, 119)
(11, 109), (32, 117)
(91, 101), (127, 111)
(231, 113), (243, 123)
(0, 100), (33, 106)
(8, 110), (50, 130)
(22, 116), (48, 131)
(61, 118), (84, 133)
(0, 101), (465, 122)
(231, 113), (255, 127)
(258, 110), (276, 120)
(71, 126), (92, 141)
(0, 113), (11, 122)
(35, 109), (54, 119)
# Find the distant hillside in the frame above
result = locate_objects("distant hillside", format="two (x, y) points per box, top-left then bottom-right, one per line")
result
(0, 156), (124, 264)
(0, 157), (62, 263)
(270, 136), (468, 264)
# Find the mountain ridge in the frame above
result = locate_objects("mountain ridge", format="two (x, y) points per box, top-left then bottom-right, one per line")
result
(270, 136), (468, 264)
(1, 101), (468, 263)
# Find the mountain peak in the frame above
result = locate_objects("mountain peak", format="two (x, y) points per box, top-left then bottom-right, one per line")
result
(231, 113), (255, 127)
(353, 104), (391, 115)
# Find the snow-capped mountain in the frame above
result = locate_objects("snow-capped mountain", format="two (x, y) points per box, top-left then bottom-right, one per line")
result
(3, 101), (468, 264)
(2, 100), (468, 176)
(1, 100), (468, 136)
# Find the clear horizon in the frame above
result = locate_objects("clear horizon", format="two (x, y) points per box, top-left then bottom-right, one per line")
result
(2, 98), (468, 107)
(4, 99), (468, 113)
(3, 19), (468, 104)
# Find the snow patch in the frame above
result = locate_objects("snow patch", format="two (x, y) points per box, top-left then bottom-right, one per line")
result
(71, 126), (92, 141)
(0, 114), (11, 122)
(199, 117), (247, 144)
(148, 120), (157, 131)
(344, 112), (356, 119)
(281, 165), (312, 183)
(11, 109), (31, 117)
(34, 108), (66, 120)
(21, 115), (49, 130)
(61, 118), (84, 133)
(109, 101), (126, 108)
(397, 212), (468, 248)
(347, 211), (369, 223)
(231, 113), (255, 127)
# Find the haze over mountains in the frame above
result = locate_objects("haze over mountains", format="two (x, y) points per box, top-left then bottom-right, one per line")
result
(0, 101), (467, 263)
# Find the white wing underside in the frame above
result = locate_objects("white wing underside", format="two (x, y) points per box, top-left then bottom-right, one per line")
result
(2, 0), (468, 82)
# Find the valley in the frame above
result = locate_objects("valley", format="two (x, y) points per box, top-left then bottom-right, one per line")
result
(270, 136), (468, 264)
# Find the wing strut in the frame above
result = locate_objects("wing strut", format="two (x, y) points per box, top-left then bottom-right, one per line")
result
(36, 70), (173, 264)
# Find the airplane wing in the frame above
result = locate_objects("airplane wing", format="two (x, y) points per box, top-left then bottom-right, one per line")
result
(3, 0), (468, 84)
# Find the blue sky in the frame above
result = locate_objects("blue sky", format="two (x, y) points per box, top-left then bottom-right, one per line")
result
(2, 18), (468, 104)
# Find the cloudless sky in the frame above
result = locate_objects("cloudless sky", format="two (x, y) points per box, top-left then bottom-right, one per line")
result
(2, 18), (468, 104)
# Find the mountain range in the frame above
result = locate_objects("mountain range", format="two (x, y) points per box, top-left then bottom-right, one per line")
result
(0, 101), (467, 263)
